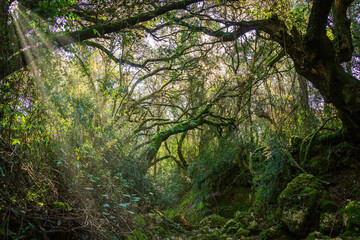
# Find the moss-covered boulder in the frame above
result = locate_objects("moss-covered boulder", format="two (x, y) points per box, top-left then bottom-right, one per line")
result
(319, 212), (342, 235)
(234, 211), (255, 225)
(221, 219), (240, 234)
(235, 227), (250, 237)
(278, 174), (324, 236)
(305, 231), (330, 240)
(342, 201), (360, 237)
(199, 214), (227, 228)
(260, 224), (295, 240)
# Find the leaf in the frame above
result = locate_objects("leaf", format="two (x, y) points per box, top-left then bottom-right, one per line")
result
(93, 28), (101, 37)
(12, 139), (21, 145)
(103, 203), (110, 208)
(119, 203), (129, 207)
(131, 197), (140, 202)
(84, 187), (94, 190)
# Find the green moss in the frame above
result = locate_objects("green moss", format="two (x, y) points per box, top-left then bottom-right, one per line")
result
(52, 201), (72, 211)
(305, 231), (330, 240)
(135, 215), (147, 227)
(343, 201), (360, 236)
(277, 174), (323, 236)
(278, 174), (322, 208)
(319, 212), (342, 234)
(248, 220), (259, 232)
(260, 224), (291, 240)
(235, 227), (250, 237)
(133, 229), (148, 240)
(233, 211), (256, 228)
(318, 191), (338, 212)
(221, 219), (238, 234)
(218, 201), (248, 218)
(199, 214), (226, 228)
(154, 226), (168, 238)
(289, 136), (302, 148)
(190, 232), (230, 240)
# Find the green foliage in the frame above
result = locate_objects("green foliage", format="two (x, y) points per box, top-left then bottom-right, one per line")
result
(2, 1), (359, 239)
(250, 138), (293, 212)
(199, 214), (226, 228)
(343, 201), (360, 236)
(188, 135), (250, 212)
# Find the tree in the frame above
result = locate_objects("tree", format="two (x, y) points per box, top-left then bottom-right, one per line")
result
(1, 0), (359, 142)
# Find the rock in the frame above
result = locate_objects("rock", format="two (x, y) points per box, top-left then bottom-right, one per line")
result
(278, 174), (324, 236)
(260, 224), (291, 240)
(235, 227), (250, 237)
(199, 214), (227, 228)
(222, 219), (237, 229)
(247, 219), (259, 232)
(234, 211), (255, 225)
(342, 201), (360, 237)
(319, 212), (342, 234)
(305, 231), (330, 240)
(221, 219), (240, 234)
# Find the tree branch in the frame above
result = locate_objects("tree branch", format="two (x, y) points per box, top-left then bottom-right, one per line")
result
(1, 0), (202, 79)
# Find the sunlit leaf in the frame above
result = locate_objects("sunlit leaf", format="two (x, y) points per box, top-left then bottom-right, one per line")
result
(12, 139), (21, 145)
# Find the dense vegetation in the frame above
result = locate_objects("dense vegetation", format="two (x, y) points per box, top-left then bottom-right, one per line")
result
(1, 0), (360, 239)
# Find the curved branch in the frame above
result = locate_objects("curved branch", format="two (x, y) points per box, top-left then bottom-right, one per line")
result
(1, 0), (201, 79)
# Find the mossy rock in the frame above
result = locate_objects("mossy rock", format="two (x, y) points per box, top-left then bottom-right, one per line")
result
(319, 212), (343, 234)
(235, 227), (250, 237)
(305, 231), (330, 240)
(199, 214), (227, 228)
(259, 224), (294, 240)
(218, 197), (251, 219)
(342, 201), (360, 237)
(234, 211), (255, 225)
(247, 219), (260, 232)
(278, 174), (324, 236)
(221, 219), (240, 234)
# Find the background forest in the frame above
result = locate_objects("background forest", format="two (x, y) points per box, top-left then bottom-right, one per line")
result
(1, 0), (360, 239)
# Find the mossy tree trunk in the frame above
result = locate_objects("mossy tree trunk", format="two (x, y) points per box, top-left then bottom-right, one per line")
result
(139, 101), (234, 171)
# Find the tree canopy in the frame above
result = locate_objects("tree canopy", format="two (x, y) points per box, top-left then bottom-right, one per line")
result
(1, 0), (359, 143)
(1, 0), (360, 239)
